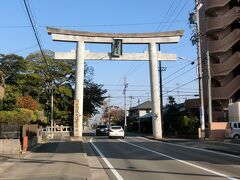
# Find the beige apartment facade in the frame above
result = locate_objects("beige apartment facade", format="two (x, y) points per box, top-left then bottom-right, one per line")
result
(200, 0), (240, 122)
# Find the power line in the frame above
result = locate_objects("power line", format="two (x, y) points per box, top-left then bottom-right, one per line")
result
(10, 44), (38, 54)
(164, 0), (189, 31)
(1, 11), (238, 29)
(163, 78), (198, 95)
(161, 0), (183, 31)
(163, 66), (196, 85)
(23, 0), (48, 65)
(0, 20), (186, 29)
(163, 61), (195, 81)
(155, 0), (175, 31)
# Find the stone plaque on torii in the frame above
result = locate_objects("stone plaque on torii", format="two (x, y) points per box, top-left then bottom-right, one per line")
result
(47, 27), (183, 139)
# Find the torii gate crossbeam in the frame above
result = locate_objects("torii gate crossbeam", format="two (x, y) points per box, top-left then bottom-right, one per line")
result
(47, 27), (183, 139)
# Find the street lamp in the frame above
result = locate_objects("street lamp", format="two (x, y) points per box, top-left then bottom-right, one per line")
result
(179, 56), (196, 63)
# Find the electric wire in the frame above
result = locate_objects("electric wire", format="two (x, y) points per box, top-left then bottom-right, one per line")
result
(10, 44), (38, 54)
(163, 78), (198, 95)
(164, 0), (189, 31)
(155, 0), (175, 31)
(23, 0), (48, 65)
(160, 0), (183, 31)
(163, 66), (196, 85)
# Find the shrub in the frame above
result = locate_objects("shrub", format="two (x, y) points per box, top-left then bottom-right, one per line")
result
(0, 111), (31, 125)
(17, 96), (39, 110)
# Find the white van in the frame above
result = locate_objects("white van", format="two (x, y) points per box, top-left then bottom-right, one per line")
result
(225, 122), (240, 140)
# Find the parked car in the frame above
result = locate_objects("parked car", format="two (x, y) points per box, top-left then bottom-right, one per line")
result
(225, 122), (240, 140)
(108, 125), (124, 139)
(96, 124), (109, 136)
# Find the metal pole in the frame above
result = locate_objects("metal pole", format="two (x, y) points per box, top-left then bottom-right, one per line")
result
(138, 98), (140, 133)
(123, 75), (128, 130)
(206, 50), (212, 125)
(158, 44), (164, 135)
(50, 86), (54, 139)
(195, 0), (205, 140)
(108, 94), (111, 126)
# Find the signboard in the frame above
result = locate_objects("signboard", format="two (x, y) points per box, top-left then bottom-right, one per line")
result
(111, 39), (122, 57)
(73, 99), (79, 137)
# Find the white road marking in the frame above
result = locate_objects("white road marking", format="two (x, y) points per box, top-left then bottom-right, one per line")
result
(90, 137), (124, 180)
(119, 139), (238, 180)
(135, 136), (240, 159)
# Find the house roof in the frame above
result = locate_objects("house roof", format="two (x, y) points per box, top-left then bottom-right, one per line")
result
(130, 101), (152, 110)
(141, 112), (153, 119)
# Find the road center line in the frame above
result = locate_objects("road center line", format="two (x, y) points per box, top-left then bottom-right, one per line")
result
(90, 138), (124, 180)
(119, 139), (238, 180)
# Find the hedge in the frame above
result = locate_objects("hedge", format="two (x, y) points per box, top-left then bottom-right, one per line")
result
(0, 111), (31, 125)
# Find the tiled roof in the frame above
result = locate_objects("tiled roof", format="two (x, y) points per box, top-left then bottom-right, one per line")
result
(130, 101), (152, 110)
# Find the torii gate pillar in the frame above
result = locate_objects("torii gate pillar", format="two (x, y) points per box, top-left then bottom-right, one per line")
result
(149, 42), (162, 139)
(74, 41), (85, 137)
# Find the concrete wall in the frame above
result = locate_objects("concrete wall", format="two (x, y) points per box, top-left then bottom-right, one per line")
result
(209, 122), (228, 140)
(0, 139), (21, 154)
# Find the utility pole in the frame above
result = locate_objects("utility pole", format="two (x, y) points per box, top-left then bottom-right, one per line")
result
(123, 75), (128, 130)
(195, 0), (205, 140)
(176, 83), (180, 104)
(158, 45), (166, 135)
(108, 94), (111, 126)
(206, 50), (212, 125)
(50, 84), (54, 139)
(138, 98), (141, 133)
(129, 96), (134, 108)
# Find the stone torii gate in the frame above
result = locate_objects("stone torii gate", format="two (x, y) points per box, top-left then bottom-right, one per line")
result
(47, 27), (183, 139)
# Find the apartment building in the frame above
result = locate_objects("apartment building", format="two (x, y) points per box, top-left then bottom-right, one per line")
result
(200, 0), (240, 121)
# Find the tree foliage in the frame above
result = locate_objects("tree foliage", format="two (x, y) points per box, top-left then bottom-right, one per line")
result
(0, 111), (31, 125)
(17, 96), (39, 110)
(0, 51), (107, 125)
(163, 96), (181, 135)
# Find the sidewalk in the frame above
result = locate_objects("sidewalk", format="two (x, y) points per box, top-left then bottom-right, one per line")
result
(143, 135), (240, 156)
(0, 137), (93, 180)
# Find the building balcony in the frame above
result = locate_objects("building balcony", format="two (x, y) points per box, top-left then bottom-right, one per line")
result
(212, 75), (240, 100)
(211, 52), (240, 77)
(208, 29), (240, 53)
(206, 7), (240, 32)
(205, 0), (231, 13)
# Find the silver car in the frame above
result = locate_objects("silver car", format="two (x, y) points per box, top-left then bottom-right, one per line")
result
(225, 122), (240, 140)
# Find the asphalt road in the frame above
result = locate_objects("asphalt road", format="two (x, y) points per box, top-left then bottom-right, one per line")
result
(0, 139), (91, 180)
(88, 135), (240, 180)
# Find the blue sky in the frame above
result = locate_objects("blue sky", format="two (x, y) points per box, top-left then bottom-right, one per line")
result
(1, 0), (199, 109)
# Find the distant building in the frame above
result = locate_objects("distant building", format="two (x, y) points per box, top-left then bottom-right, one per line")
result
(128, 101), (152, 120)
(199, 0), (240, 121)
(128, 101), (152, 132)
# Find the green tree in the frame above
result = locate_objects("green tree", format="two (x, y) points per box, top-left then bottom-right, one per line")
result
(163, 96), (181, 135)
(0, 51), (107, 125)
(1, 86), (18, 111)
(25, 51), (106, 124)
